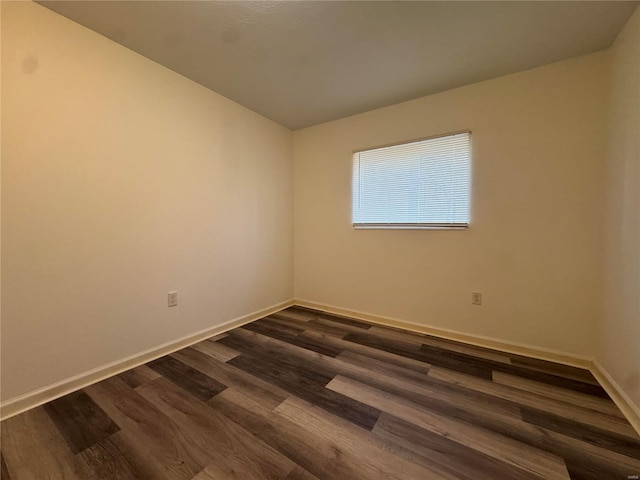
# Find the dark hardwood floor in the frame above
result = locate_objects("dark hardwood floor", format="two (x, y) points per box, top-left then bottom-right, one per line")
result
(2, 306), (639, 479)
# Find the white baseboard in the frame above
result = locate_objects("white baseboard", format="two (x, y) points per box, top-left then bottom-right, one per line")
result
(590, 359), (640, 435)
(294, 299), (592, 369)
(0, 299), (294, 421)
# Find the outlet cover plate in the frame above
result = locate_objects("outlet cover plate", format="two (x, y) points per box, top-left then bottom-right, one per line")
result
(168, 291), (178, 307)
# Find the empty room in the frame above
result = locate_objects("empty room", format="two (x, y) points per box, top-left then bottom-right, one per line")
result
(1, 1), (639, 479)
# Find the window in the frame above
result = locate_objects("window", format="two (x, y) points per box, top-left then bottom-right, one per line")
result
(352, 131), (471, 229)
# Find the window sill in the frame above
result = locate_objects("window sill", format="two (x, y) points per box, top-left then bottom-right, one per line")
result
(353, 223), (468, 230)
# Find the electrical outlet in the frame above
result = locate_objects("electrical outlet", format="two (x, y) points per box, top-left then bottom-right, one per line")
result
(472, 291), (482, 305)
(168, 291), (178, 307)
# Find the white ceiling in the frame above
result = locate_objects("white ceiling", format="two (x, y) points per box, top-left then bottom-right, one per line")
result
(39, 1), (638, 130)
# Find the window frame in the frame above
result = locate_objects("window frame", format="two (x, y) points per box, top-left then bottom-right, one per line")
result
(352, 130), (472, 230)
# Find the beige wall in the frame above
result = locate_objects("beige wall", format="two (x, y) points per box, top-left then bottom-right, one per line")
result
(294, 52), (609, 357)
(1, 2), (293, 402)
(601, 6), (640, 410)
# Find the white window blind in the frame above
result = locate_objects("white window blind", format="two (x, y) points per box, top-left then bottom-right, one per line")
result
(352, 132), (471, 228)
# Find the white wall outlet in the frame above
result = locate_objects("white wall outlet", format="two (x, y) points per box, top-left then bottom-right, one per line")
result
(168, 291), (178, 307)
(472, 291), (482, 305)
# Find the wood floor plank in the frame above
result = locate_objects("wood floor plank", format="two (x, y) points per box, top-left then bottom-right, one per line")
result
(492, 363), (606, 398)
(367, 326), (512, 364)
(300, 330), (432, 373)
(191, 463), (245, 480)
(110, 428), (200, 480)
(419, 343), (607, 397)
(261, 316), (311, 333)
(1, 407), (84, 480)
(228, 353), (381, 430)
(345, 362), (524, 424)
(136, 377), (297, 480)
(310, 316), (377, 335)
(193, 461), (296, 480)
(315, 312), (373, 329)
(219, 333), (337, 385)
(190, 338), (240, 363)
(521, 407), (640, 460)
(327, 375), (572, 480)
(546, 428), (640, 478)
(284, 466), (323, 480)
(209, 388), (385, 480)
(290, 305), (324, 314)
(281, 306), (374, 329)
(85, 377), (208, 480)
(246, 318), (306, 337)
(172, 347), (289, 410)
(421, 338), (512, 364)
(275, 396), (450, 480)
(336, 350), (433, 385)
(373, 413), (543, 480)
(492, 370), (625, 418)
(147, 355), (227, 401)
(508, 354), (599, 385)
(207, 332), (229, 341)
(287, 332), (345, 357)
(267, 314), (353, 338)
(429, 366), (639, 439)
(564, 457), (640, 480)
(274, 308), (315, 322)
(344, 332), (494, 379)
(240, 322), (343, 357)
(76, 434), (152, 480)
(43, 390), (120, 454)
(117, 365), (161, 389)
(266, 313), (310, 328)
